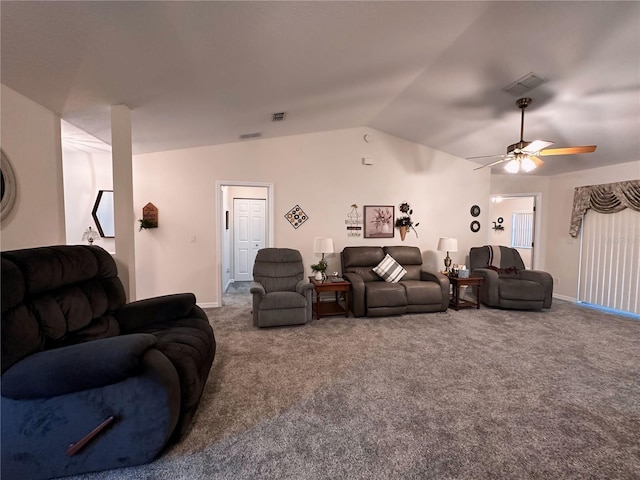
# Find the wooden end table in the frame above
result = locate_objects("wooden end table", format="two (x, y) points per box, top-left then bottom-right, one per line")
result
(309, 277), (350, 319)
(448, 275), (484, 310)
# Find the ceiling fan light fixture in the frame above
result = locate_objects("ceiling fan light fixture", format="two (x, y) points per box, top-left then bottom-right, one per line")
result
(520, 156), (537, 172)
(504, 159), (520, 174)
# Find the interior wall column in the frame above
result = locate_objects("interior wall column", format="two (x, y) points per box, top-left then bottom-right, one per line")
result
(111, 105), (136, 301)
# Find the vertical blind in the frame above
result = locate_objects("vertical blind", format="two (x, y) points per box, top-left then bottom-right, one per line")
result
(511, 212), (533, 249)
(578, 208), (640, 315)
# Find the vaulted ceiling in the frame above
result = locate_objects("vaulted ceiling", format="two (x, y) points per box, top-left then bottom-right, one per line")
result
(2, 1), (639, 175)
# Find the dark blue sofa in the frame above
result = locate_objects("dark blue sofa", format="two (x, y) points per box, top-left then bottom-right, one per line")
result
(1, 245), (216, 479)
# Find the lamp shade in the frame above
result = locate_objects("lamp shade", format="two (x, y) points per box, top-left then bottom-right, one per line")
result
(437, 237), (458, 253)
(313, 237), (334, 254)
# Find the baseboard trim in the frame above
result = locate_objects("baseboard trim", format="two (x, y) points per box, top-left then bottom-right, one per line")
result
(198, 302), (219, 308)
(553, 294), (576, 302)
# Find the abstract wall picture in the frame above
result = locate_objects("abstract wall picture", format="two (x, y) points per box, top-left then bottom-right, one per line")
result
(364, 205), (394, 239)
(284, 204), (309, 229)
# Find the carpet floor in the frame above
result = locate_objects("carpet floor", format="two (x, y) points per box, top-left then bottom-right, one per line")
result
(67, 286), (639, 479)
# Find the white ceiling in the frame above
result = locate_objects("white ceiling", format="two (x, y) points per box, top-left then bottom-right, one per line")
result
(2, 1), (639, 176)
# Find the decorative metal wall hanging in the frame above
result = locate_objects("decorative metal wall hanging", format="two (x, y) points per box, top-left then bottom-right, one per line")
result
(284, 204), (309, 229)
(470, 205), (481, 217)
(345, 203), (362, 237)
(470, 220), (481, 233)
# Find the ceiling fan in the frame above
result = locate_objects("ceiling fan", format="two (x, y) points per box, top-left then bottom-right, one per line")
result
(471, 97), (596, 173)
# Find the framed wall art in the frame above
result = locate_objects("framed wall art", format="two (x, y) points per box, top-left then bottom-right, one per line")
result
(363, 205), (394, 239)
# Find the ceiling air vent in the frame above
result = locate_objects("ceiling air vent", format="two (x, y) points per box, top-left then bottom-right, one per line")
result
(272, 112), (286, 122)
(239, 132), (262, 140)
(503, 72), (548, 96)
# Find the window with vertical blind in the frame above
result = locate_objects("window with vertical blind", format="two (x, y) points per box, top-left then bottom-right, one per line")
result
(578, 208), (640, 315)
(511, 212), (533, 249)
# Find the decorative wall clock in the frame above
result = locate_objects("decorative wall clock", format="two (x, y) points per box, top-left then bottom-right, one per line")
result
(1, 150), (17, 221)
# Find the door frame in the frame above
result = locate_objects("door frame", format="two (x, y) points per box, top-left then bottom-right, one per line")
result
(488, 192), (542, 270)
(215, 181), (274, 306)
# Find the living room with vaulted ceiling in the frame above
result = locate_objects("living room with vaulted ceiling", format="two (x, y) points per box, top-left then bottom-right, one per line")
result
(2, 84), (639, 313)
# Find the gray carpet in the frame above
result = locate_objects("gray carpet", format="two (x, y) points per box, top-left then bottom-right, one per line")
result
(67, 286), (639, 479)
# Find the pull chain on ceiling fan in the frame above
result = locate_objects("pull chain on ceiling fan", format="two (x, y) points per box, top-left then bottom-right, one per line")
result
(471, 97), (597, 173)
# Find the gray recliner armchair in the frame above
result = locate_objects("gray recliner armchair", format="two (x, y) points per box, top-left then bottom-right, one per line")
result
(250, 248), (314, 327)
(469, 245), (553, 310)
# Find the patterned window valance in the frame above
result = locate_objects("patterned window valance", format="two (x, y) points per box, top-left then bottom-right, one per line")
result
(570, 180), (640, 237)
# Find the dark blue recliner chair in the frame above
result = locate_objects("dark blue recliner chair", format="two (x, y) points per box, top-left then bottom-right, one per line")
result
(1, 245), (216, 479)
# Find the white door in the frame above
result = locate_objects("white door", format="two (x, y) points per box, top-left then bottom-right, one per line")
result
(233, 198), (266, 281)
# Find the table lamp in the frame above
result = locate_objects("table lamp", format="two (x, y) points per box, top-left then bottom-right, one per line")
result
(313, 237), (334, 279)
(437, 237), (458, 273)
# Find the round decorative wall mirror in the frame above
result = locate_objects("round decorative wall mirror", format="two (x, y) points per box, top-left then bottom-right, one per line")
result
(1, 150), (18, 221)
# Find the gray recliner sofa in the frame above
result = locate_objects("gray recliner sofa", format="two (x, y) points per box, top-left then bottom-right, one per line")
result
(1, 245), (216, 480)
(469, 245), (553, 310)
(341, 246), (449, 317)
(251, 248), (314, 327)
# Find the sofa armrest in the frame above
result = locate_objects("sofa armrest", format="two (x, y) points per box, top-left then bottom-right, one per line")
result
(421, 270), (450, 309)
(1, 334), (158, 399)
(250, 282), (265, 326)
(471, 268), (500, 306)
(116, 293), (198, 333)
(343, 272), (366, 317)
(296, 280), (314, 298)
(250, 281), (266, 298)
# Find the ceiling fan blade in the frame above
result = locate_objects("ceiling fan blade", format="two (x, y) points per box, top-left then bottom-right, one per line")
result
(539, 145), (597, 156)
(466, 153), (504, 160)
(473, 157), (507, 170)
(522, 140), (554, 154)
(530, 155), (544, 167)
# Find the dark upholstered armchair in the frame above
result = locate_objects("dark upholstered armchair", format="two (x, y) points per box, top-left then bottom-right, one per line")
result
(1, 245), (216, 480)
(469, 245), (553, 310)
(250, 248), (314, 327)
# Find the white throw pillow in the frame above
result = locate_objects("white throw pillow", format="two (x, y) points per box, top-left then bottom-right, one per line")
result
(373, 254), (407, 283)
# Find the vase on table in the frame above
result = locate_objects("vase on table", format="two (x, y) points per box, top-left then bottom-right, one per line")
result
(314, 271), (323, 281)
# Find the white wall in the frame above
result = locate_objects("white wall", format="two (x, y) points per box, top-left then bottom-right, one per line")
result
(134, 127), (491, 304)
(61, 121), (115, 252)
(0, 85), (66, 250)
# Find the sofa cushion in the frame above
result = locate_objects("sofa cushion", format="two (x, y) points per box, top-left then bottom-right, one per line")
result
(366, 282), (407, 308)
(373, 254), (407, 283)
(401, 280), (443, 305)
(499, 278), (545, 301)
(384, 246), (422, 280)
(259, 291), (308, 310)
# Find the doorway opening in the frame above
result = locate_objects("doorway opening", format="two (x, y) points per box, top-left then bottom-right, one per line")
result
(488, 193), (541, 270)
(216, 181), (274, 306)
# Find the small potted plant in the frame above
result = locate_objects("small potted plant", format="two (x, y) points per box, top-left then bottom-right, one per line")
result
(395, 202), (419, 240)
(311, 263), (327, 281)
(138, 218), (156, 231)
